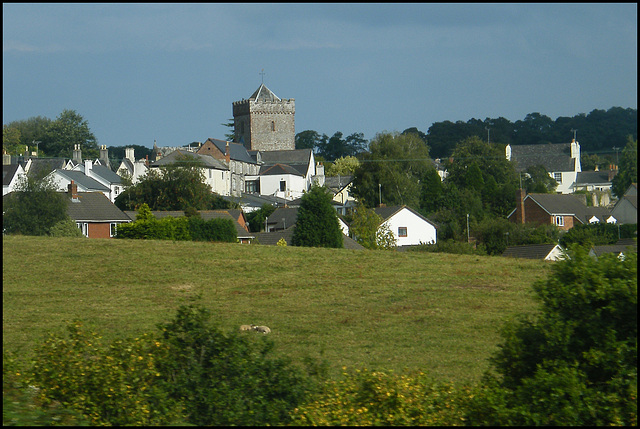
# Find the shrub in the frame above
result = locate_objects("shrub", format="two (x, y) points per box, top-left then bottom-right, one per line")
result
(155, 303), (320, 425)
(290, 367), (470, 426)
(48, 218), (84, 238)
(464, 246), (637, 425)
(27, 322), (185, 426)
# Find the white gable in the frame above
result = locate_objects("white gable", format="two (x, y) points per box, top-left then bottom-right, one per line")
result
(380, 207), (437, 246)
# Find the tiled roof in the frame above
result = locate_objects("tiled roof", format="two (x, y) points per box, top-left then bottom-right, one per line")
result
(89, 164), (122, 184)
(204, 138), (256, 164)
(502, 244), (564, 260)
(66, 192), (131, 222)
(259, 163), (304, 176)
(575, 170), (614, 186)
(26, 158), (67, 179)
(526, 193), (589, 222)
(509, 143), (575, 172)
(259, 149), (312, 166)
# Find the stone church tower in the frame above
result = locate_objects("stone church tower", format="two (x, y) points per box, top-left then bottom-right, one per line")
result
(232, 84), (295, 151)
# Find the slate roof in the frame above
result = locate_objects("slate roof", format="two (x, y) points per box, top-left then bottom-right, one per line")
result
(266, 207), (299, 230)
(3, 164), (21, 186)
(203, 138), (256, 164)
(258, 149), (312, 176)
(25, 158), (68, 179)
(87, 164), (123, 184)
(149, 150), (229, 170)
(250, 83), (281, 102)
(590, 244), (636, 257)
(525, 193), (590, 223)
(324, 175), (353, 192)
(509, 143), (576, 172)
(502, 244), (564, 260)
(575, 170), (614, 186)
(56, 170), (110, 192)
(259, 163), (304, 176)
(372, 205), (438, 228)
(66, 192), (131, 222)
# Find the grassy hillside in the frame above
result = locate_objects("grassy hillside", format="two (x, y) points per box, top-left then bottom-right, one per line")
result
(3, 236), (552, 385)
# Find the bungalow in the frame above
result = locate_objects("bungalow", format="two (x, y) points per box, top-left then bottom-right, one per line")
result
(506, 140), (581, 194)
(372, 205), (438, 247)
(65, 181), (131, 238)
(502, 243), (566, 261)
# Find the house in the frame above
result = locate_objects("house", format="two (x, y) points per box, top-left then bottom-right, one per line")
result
(221, 192), (289, 214)
(123, 209), (255, 244)
(506, 140), (581, 194)
(372, 205), (438, 247)
(324, 174), (357, 216)
(610, 183), (637, 224)
(572, 168), (617, 206)
(65, 181), (131, 238)
(148, 149), (231, 196)
(265, 207), (299, 232)
(508, 189), (615, 230)
(116, 147), (149, 184)
(589, 238), (637, 260)
(196, 138), (260, 196)
(67, 159), (124, 202)
(250, 148), (316, 200)
(3, 164), (26, 196)
(502, 244), (566, 261)
(49, 169), (111, 200)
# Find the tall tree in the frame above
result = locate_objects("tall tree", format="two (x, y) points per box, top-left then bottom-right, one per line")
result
(611, 136), (638, 198)
(316, 131), (368, 161)
(295, 130), (325, 151)
(291, 185), (343, 248)
(351, 132), (431, 208)
(41, 109), (98, 159)
(2, 175), (70, 236)
(3, 116), (52, 156)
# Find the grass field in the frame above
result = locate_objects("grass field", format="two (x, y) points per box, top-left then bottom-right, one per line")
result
(3, 236), (552, 385)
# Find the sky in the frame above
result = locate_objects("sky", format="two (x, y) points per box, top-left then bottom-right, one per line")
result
(3, 3), (637, 150)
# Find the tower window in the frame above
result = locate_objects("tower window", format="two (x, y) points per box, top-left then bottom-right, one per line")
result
(271, 121), (276, 132)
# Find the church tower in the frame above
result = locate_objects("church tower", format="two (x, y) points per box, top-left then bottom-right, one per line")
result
(232, 84), (295, 151)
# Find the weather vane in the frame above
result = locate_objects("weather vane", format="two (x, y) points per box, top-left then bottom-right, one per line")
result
(260, 68), (265, 84)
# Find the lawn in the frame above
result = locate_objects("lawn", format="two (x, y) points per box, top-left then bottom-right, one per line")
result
(3, 235), (552, 384)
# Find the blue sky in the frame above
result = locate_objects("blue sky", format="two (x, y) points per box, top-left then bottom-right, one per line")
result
(3, 3), (637, 149)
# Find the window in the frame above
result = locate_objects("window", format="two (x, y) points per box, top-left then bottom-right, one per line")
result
(77, 222), (88, 237)
(110, 223), (117, 237)
(271, 121), (276, 131)
(280, 180), (286, 192)
(554, 172), (562, 183)
(554, 216), (564, 226)
(398, 227), (408, 237)
(245, 180), (259, 193)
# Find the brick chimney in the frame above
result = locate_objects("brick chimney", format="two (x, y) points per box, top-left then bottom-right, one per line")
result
(99, 145), (110, 169)
(515, 188), (526, 224)
(72, 144), (82, 164)
(225, 141), (231, 164)
(68, 180), (79, 201)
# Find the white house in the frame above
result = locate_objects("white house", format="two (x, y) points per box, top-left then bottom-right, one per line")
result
(249, 148), (316, 200)
(148, 149), (231, 196)
(116, 147), (149, 184)
(506, 140), (581, 194)
(372, 205), (438, 247)
(3, 164), (26, 196)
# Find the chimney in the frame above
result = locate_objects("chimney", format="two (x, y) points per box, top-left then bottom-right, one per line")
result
(145, 155), (149, 167)
(72, 144), (82, 164)
(99, 145), (110, 169)
(608, 169), (618, 182)
(125, 147), (135, 162)
(3, 151), (11, 165)
(84, 159), (92, 176)
(68, 180), (79, 201)
(225, 141), (231, 164)
(515, 188), (526, 224)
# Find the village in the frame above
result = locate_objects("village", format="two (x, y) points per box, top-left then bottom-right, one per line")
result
(3, 83), (637, 259)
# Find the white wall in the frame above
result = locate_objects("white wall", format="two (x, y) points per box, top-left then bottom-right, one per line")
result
(381, 208), (437, 246)
(259, 174), (306, 200)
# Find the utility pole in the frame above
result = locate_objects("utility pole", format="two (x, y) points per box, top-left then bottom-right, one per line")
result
(378, 183), (382, 206)
(466, 213), (470, 243)
(32, 140), (41, 157)
(485, 127), (490, 144)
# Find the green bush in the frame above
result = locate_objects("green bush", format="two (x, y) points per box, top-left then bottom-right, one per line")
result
(155, 303), (320, 426)
(559, 222), (637, 247)
(464, 246), (637, 425)
(48, 218), (84, 238)
(26, 322), (185, 426)
(290, 367), (471, 426)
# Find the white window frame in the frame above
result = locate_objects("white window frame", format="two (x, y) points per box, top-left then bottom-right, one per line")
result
(554, 172), (562, 183)
(110, 222), (117, 237)
(554, 216), (564, 226)
(77, 222), (89, 237)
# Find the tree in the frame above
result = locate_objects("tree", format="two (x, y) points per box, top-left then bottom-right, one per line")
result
(295, 130), (325, 151)
(3, 116), (52, 156)
(351, 132), (431, 208)
(221, 118), (235, 141)
(466, 246), (637, 425)
(3, 125), (22, 155)
(349, 203), (395, 250)
(114, 155), (234, 211)
(292, 185), (343, 248)
(418, 167), (443, 215)
(316, 131), (368, 161)
(245, 203), (276, 232)
(611, 136), (637, 198)
(523, 164), (558, 193)
(3, 175), (69, 236)
(325, 156), (360, 176)
(40, 110), (98, 159)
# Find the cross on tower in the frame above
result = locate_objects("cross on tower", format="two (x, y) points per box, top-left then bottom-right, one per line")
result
(259, 68), (265, 84)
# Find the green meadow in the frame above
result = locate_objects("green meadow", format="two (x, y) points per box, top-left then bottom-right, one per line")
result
(3, 235), (552, 385)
